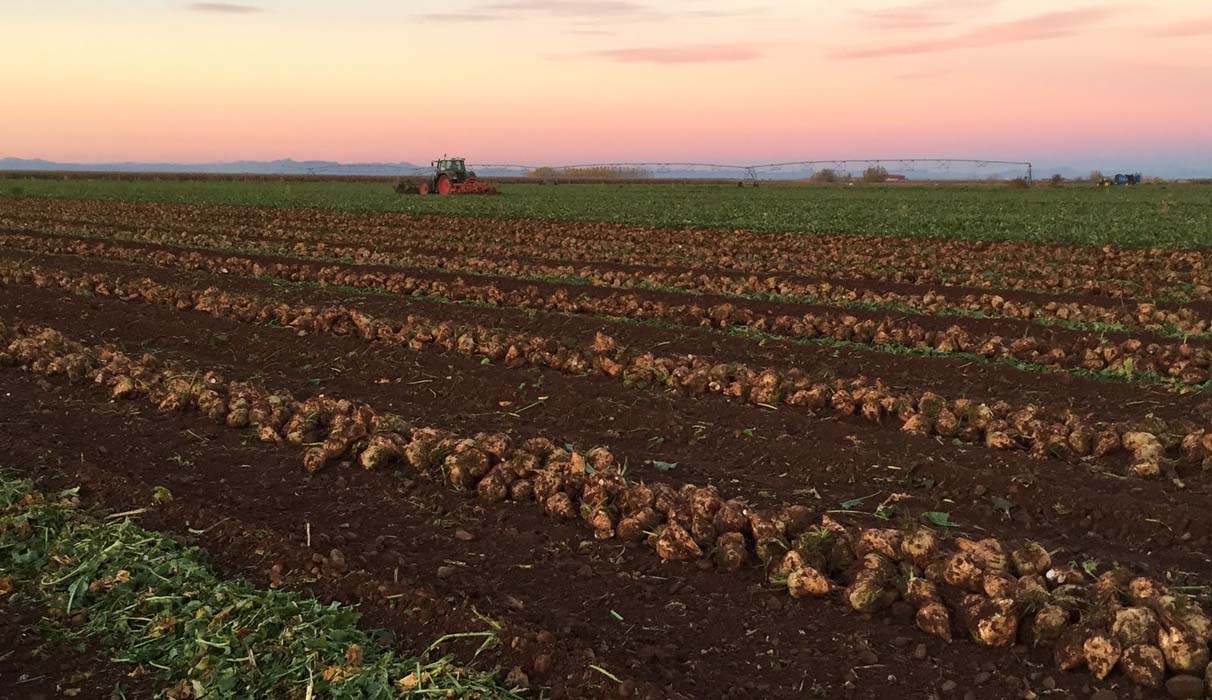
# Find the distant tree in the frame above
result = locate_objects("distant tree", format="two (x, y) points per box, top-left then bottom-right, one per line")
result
(527, 166), (650, 180)
(1050, 174), (1065, 187)
(1088, 169), (1105, 183)
(810, 168), (839, 184)
(862, 165), (889, 183)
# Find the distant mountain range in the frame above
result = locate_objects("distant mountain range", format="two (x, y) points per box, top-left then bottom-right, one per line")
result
(0, 157), (426, 177)
(0, 157), (1032, 180)
(2, 157), (1201, 181)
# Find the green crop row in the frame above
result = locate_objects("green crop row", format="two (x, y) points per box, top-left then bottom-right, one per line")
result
(3, 177), (1210, 248)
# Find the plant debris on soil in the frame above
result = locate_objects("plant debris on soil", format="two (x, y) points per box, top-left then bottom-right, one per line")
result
(0, 473), (520, 700)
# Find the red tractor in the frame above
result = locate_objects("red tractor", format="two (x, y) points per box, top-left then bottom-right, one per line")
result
(395, 157), (498, 195)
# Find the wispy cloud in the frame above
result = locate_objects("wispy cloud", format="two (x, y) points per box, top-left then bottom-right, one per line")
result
(687, 6), (767, 19)
(187, 2), (262, 13)
(415, 1), (761, 24)
(838, 7), (1116, 58)
(415, 11), (506, 22)
(417, 0), (655, 22)
(1151, 16), (1212, 37)
(862, 0), (993, 30)
(859, 0), (997, 31)
(568, 27), (617, 36)
(485, 0), (652, 17)
(895, 69), (950, 80)
(863, 9), (948, 30)
(575, 44), (763, 64)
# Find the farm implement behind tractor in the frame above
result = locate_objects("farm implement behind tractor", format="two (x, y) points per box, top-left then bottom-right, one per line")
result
(395, 157), (499, 195)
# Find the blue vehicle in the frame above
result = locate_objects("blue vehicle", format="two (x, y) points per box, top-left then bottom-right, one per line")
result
(1105, 173), (1143, 186)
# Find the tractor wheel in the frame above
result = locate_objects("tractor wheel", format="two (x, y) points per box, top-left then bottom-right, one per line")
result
(436, 174), (453, 195)
(418, 181), (431, 195)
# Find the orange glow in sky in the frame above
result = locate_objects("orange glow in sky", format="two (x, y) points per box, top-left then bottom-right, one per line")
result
(3, 1), (1211, 173)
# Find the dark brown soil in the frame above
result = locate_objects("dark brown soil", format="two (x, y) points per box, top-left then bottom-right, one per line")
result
(0, 197), (1195, 700)
(3, 277), (1211, 567)
(2, 363), (1160, 700)
(2, 246), (1206, 432)
(0, 599), (158, 699)
(9, 223), (1212, 345)
(5, 195), (1209, 313)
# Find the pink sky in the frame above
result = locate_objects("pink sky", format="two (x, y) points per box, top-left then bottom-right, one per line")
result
(3, 0), (1211, 173)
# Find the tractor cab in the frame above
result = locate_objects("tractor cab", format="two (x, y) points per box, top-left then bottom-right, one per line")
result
(434, 158), (468, 178)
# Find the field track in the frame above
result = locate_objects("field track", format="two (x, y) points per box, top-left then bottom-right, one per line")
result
(4, 194), (1212, 699)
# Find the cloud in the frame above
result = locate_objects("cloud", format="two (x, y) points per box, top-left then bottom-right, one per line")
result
(838, 7), (1116, 58)
(859, 0), (998, 31)
(1152, 16), (1212, 37)
(864, 9), (949, 30)
(575, 44), (763, 64)
(485, 0), (652, 17)
(686, 6), (768, 19)
(895, 69), (950, 79)
(415, 0), (654, 23)
(187, 2), (262, 13)
(416, 1), (761, 24)
(568, 27), (617, 35)
(415, 12), (506, 22)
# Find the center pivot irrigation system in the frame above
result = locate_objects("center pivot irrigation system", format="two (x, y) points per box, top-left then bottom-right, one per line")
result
(459, 159), (1036, 184)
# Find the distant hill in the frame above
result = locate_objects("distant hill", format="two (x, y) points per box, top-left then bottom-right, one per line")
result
(0, 158), (1051, 182)
(0, 157), (424, 177)
(3, 157), (1199, 181)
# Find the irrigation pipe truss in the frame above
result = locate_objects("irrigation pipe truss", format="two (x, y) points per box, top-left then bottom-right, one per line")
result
(307, 158), (1035, 182)
(473, 159), (1035, 183)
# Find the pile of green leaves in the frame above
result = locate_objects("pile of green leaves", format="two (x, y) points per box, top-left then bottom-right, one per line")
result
(0, 474), (520, 699)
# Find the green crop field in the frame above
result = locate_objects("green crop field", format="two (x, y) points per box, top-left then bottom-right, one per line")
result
(3, 176), (1210, 247)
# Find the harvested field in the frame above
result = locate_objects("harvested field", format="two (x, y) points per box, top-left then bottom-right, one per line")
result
(5, 177), (1210, 246)
(3, 190), (1212, 700)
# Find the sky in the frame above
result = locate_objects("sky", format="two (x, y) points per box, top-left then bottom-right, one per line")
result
(3, 0), (1211, 174)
